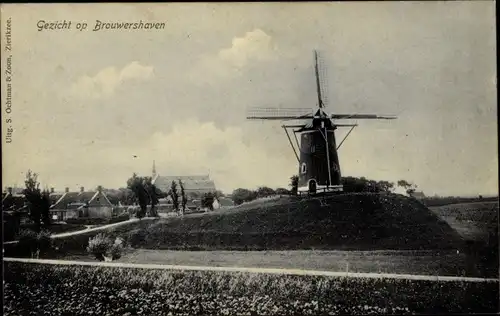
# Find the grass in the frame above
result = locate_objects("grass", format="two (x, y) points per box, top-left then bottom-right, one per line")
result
(431, 201), (498, 240)
(3, 261), (498, 315)
(115, 193), (463, 251)
(83, 249), (470, 277)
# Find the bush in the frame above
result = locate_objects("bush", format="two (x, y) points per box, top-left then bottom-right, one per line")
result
(87, 233), (113, 261)
(86, 234), (125, 261)
(126, 229), (148, 248)
(16, 229), (54, 258)
(37, 230), (53, 255)
(109, 243), (123, 260)
(17, 229), (39, 257)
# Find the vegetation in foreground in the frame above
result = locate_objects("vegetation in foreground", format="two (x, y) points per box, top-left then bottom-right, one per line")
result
(4, 262), (498, 316)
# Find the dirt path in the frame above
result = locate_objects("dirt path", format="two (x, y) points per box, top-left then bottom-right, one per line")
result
(3, 257), (498, 283)
(3, 217), (157, 245)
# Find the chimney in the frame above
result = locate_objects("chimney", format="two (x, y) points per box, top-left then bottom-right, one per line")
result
(50, 187), (55, 194)
(65, 187), (69, 193)
(80, 186), (84, 193)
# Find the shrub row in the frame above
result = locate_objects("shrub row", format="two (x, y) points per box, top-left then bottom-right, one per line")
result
(64, 214), (131, 226)
(4, 262), (498, 315)
(3, 223), (87, 242)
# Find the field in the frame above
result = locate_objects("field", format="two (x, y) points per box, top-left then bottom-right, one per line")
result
(3, 261), (498, 315)
(430, 201), (498, 241)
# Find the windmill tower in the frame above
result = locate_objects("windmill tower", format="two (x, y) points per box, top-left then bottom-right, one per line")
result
(246, 50), (397, 195)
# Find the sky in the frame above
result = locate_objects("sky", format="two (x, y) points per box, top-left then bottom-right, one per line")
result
(1, 2), (497, 196)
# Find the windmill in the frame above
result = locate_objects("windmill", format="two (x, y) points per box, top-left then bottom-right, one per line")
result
(246, 50), (397, 195)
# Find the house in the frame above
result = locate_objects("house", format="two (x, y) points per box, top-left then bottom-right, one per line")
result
(48, 187), (65, 206)
(50, 186), (114, 220)
(152, 174), (217, 196)
(2, 187), (26, 212)
(150, 161), (217, 196)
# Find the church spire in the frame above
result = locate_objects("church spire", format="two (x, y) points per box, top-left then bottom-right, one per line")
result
(152, 160), (157, 179)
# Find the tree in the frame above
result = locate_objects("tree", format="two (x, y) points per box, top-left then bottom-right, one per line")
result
(215, 190), (224, 198)
(342, 177), (395, 193)
(289, 175), (299, 195)
(201, 192), (215, 211)
(170, 180), (180, 213)
(179, 180), (187, 213)
(115, 188), (135, 205)
(275, 188), (290, 195)
(126, 173), (150, 218)
(23, 170), (51, 230)
(397, 179), (418, 197)
(231, 188), (258, 205)
(377, 181), (395, 193)
(257, 186), (276, 198)
(147, 183), (159, 217)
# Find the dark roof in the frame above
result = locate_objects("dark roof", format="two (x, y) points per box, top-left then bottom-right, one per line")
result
(2, 193), (26, 212)
(49, 193), (64, 205)
(153, 175), (216, 193)
(51, 191), (113, 209)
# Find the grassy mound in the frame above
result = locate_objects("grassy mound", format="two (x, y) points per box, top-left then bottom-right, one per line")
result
(4, 262), (498, 315)
(125, 193), (464, 251)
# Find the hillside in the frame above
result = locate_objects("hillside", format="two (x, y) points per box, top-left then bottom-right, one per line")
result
(125, 193), (464, 251)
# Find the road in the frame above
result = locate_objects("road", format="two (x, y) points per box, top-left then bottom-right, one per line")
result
(3, 257), (498, 283)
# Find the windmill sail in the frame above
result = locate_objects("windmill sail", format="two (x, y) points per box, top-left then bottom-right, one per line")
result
(331, 114), (397, 120)
(246, 107), (313, 120)
(314, 51), (324, 109)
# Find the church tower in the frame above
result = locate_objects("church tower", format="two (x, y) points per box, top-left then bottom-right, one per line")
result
(152, 160), (157, 179)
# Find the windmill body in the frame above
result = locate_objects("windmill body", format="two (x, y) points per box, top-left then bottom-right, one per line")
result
(246, 51), (396, 195)
(295, 109), (342, 193)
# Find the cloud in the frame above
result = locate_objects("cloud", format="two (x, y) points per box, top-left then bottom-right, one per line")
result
(188, 29), (280, 84)
(218, 29), (276, 68)
(70, 61), (154, 98)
